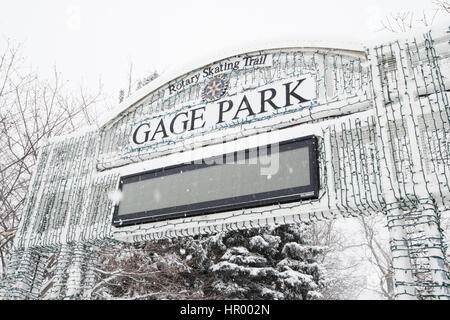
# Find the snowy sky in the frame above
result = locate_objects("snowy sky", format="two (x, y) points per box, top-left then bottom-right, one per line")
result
(0, 0), (448, 103)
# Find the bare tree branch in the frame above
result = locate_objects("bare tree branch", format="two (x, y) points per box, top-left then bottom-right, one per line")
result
(0, 39), (104, 278)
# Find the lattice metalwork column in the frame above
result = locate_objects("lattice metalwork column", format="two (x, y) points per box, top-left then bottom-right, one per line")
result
(81, 245), (100, 299)
(368, 27), (450, 300)
(49, 244), (72, 299)
(6, 249), (47, 299)
(65, 243), (86, 299)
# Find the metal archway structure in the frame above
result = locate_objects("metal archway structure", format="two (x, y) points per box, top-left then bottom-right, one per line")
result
(1, 26), (449, 300)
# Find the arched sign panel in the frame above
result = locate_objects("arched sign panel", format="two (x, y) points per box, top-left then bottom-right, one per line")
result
(98, 44), (370, 229)
(98, 46), (370, 173)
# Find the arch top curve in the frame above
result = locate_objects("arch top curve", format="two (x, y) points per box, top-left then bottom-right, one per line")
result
(98, 38), (367, 129)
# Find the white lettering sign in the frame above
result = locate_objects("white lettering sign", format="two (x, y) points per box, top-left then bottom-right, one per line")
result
(165, 53), (273, 97)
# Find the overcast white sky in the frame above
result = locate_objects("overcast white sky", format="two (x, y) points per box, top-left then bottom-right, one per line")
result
(0, 0), (448, 104)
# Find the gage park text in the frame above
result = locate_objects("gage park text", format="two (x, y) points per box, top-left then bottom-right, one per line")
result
(131, 77), (313, 148)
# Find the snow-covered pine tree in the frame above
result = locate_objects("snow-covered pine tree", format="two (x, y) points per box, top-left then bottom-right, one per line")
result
(88, 223), (329, 299)
(207, 224), (329, 300)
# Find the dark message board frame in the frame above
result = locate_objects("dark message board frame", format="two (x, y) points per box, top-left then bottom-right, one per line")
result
(112, 135), (319, 227)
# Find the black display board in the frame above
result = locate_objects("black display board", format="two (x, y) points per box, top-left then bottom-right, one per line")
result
(112, 135), (319, 227)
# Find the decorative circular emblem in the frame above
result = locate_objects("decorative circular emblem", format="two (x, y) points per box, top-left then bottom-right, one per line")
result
(202, 75), (229, 102)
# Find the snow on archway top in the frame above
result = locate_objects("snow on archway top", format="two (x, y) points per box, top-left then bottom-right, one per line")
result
(98, 39), (366, 129)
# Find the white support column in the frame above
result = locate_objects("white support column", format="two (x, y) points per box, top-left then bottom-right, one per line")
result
(415, 199), (450, 299)
(49, 244), (71, 299)
(385, 202), (417, 299)
(368, 45), (417, 299)
(65, 243), (86, 299)
(8, 249), (43, 299)
(81, 245), (100, 299)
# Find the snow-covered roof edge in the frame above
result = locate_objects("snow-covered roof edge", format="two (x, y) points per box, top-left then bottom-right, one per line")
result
(97, 38), (367, 129)
(43, 124), (98, 145)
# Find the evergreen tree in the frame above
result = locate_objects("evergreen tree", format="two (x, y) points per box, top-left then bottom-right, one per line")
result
(205, 224), (329, 300)
(92, 223), (329, 300)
